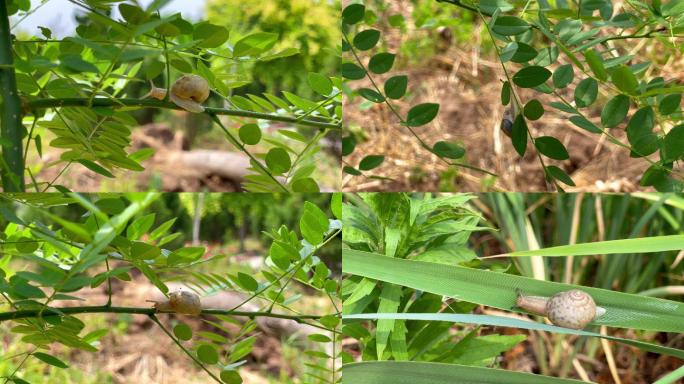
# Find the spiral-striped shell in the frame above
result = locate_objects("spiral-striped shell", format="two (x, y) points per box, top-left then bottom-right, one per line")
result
(546, 289), (597, 329)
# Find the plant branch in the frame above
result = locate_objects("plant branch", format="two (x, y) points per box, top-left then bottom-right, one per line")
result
(27, 98), (341, 130)
(0, 0), (25, 191)
(0, 305), (328, 323)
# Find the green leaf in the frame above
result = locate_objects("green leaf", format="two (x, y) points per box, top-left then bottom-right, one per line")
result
(354, 29), (381, 50)
(513, 66), (551, 88)
(569, 115), (602, 133)
(33, 352), (68, 368)
(173, 323), (192, 341)
(368, 53), (396, 74)
(358, 88), (385, 103)
(343, 4), (366, 24)
(359, 155), (385, 171)
(662, 0), (684, 16)
(342, 136), (356, 156)
(535, 136), (570, 160)
(233, 32), (278, 57)
(168, 247), (205, 266)
(127, 213), (155, 240)
(659, 93), (682, 115)
(78, 160), (114, 178)
(193, 22), (230, 48)
(523, 99), (544, 120)
(331, 193), (342, 220)
(342, 62), (366, 80)
(384, 76), (408, 99)
(343, 361), (586, 384)
(220, 370), (243, 384)
(131, 241), (161, 260)
(552, 65), (573, 89)
(239, 124), (261, 145)
(60, 54), (99, 74)
(236, 272), (259, 291)
(291, 178), (320, 192)
(626, 107), (659, 156)
(492, 16), (531, 35)
(574, 77), (599, 108)
(511, 114), (527, 156)
(584, 49), (608, 81)
(662, 124), (684, 163)
(601, 95), (630, 128)
(344, 166), (363, 176)
(300, 201), (330, 245)
(546, 166), (576, 186)
(265, 148), (291, 175)
(406, 103), (439, 127)
(611, 65), (638, 95)
(501, 81), (511, 105)
(511, 42), (538, 63)
(196, 344), (219, 365)
(307, 73), (333, 96)
(432, 141), (465, 159)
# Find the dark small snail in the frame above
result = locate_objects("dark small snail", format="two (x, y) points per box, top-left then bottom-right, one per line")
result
(147, 289), (202, 315)
(145, 74), (210, 113)
(500, 102), (519, 138)
(515, 289), (606, 330)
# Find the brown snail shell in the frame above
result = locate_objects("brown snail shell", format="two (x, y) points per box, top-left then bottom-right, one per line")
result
(169, 74), (210, 113)
(516, 289), (606, 330)
(144, 75), (210, 113)
(148, 289), (202, 316)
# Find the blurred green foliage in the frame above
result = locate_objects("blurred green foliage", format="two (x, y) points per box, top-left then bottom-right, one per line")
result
(205, 0), (340, 97)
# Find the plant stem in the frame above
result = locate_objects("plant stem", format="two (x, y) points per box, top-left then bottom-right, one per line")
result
(27, 98), (341, 130)
(0, 0), (25, 191)
(0, 305), (327, 323)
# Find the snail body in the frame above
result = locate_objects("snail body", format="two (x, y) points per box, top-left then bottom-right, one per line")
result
(144, 74), (210, 113)
(516, 289), (606, 330)
(500, 101), (519, 138)
(148, 289), (202, 315)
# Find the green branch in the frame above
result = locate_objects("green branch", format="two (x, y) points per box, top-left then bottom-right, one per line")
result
(0, 305), (327, 323)
(26, 98), (342, 130)
(0, 0), (25, 191)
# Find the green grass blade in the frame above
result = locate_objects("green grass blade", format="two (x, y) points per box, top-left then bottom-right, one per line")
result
(506, 235), (684, 257)
(343, 249), (684, 332)
(342, 361), (588, 384)
(344, 313), (684, 360)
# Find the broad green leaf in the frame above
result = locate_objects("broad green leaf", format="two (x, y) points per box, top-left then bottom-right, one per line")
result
(384, 76), (408, 100)
(167, 247), (205, 266)
(343, 4), (366, 24)
(601, 95), (630, 128)
(523, 99), (544, 120)
(359, 155), (385, 171)
(611, 65), (638, 95)
(662, 124), (684, 163)
(307, 73), (333, 96)
(354, 29), (381, 50)
(432, 141), (465, 159)
(342, 62), (366, 80)
(511, 114), (527, 156)
(300, 201), (329, 245)
(236, 272), (258, 291)
(265, 148), (291, 175)
(174, 323), (192, 341)
(552, 64), (573, 89)
(626, 107), (659, 156)
(574, 77), (598, 108)
(535, 136), (570, 160)
(368, 53), (396, 74)
(546, 166), (576, 186)
(131, 241), (161, 260)
(569, 115), (602, 133)
(193, 22), (230, 48)
(513, 66), (551, 88)
(358, 88), (385, 103)
(659, 93), (681, 115)
(584, 49), (608, 81)
(239, 124), (261, 145)
(291, 178), (320, 192)
(406, 103), (439, 127)
(197, 344), (218, 364)
(492, 16), (531, 35)
(233, 32), (278, 57)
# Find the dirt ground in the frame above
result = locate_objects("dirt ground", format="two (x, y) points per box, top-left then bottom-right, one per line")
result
(343, 1), (684, 192)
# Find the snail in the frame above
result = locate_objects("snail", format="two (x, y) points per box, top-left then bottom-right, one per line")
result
(500, 101), (519, 138)
(515, 289), (606, 330)
(144, 74), (210, 113)
(147, 289), (202, 315)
